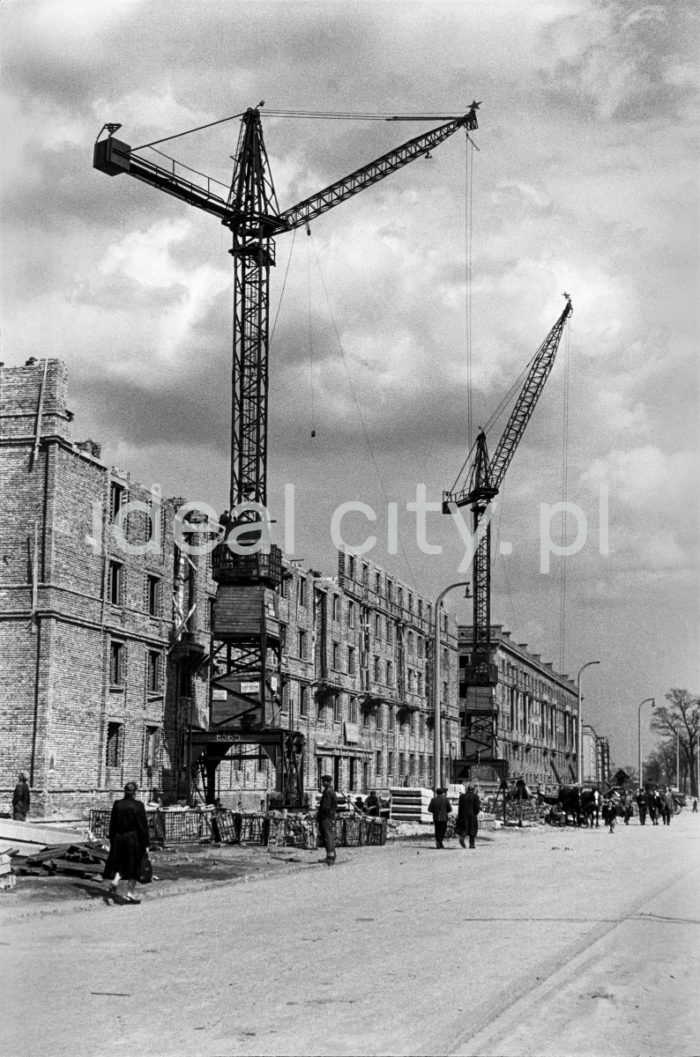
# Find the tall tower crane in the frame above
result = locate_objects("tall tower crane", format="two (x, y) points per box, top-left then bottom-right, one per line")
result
(94, 103), (480, 805)
(442, 295), (572, 780)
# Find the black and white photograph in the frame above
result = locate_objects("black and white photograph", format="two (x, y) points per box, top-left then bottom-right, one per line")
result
(1, 2), (698, 1055)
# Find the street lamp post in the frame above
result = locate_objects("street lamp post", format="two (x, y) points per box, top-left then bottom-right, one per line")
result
(576, 661), (600, 785)
(637, 697), (655, 788)
(433, 582), (470, 790)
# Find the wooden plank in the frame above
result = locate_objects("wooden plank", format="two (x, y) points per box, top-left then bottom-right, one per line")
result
(0, 819), (86, 846)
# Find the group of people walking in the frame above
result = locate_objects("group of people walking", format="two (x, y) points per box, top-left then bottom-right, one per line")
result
(634, 786), (677, 827)
(428, 782), (481, 849)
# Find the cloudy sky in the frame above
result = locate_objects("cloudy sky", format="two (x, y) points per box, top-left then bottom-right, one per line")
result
(2, 0), (698, 770)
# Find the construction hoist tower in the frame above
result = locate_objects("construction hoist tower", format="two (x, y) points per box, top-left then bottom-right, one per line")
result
(94, 103), (480, 806)
(443, 296), (573, 782)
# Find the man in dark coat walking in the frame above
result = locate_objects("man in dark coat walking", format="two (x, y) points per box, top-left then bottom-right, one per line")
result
(456, 782), (481, 849)
(428, 787), (452, 848)
(317, 774), (338, 866)
(103, 782), (150, 903)
(12, 773), (30, 821)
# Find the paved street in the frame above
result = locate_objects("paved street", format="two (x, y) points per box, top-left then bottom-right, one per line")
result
(3, 813), (699, 1057)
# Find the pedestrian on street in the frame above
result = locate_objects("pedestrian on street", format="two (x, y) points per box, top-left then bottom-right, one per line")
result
(623, 792), (633, 825)
(602, 794), (617, 833)
(364, 790), (380, 817)
(428, 787), (452, 848)
(456, 782), (481, 849)
(103, 782), (150, 904)
(693, 798), (698, 813)
(317, 774), (337, 866)
(636, 788), (647, 826)
(662, 788), (675, 825)
(12, 772), (30, 821)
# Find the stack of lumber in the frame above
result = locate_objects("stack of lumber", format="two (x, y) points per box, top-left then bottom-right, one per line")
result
(0, 818), (87, 857)
(389, 787), (434, 823)
(17, 841), (108, 878)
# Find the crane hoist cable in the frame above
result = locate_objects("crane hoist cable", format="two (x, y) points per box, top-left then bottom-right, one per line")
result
(558, 318), (572, 672)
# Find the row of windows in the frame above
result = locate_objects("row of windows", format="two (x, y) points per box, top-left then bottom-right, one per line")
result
(110, 641), (164, 693)
(105, 720), (160, 770)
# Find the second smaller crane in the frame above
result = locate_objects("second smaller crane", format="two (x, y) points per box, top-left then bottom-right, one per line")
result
(443, 295), (573, 778)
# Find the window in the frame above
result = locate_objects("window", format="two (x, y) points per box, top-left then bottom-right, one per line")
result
(387, 660), (394, 686)
(110, 481), (125, 522)
(376, 704), (383, 730)
(332, 642), (341, 670)
(348, 601), (356, 628)
(108, 560), (124, 606)
(349, 697), (358, 724)
(348, 646), (356, 675)
(376, 751), (382, 777)
(147, 650), (161, 693)
(388, 705), (395, 731)
(300, 685), (309, 717)
(397, 587), (403, 609)
(386, 619), (393, 645)
(419, 713), (425, 738)
(418, 599), (423, 619)
(146, 575), (160, 617)
(144, 726), (159, 770)
(362, 563), (369, 584)
(334, 693), (342, 723)
(297, 576), (307, 607)
(373, 656), (381, 682)
(332, 595), (339, 621)
(110, 641), (124, 686)
(280, 623), (287, 650)
(348, 555), (356, 580)
(105, 722), (123, 767)
(297, 629), (307, 659)
(408, 593), (413, 613)
(417, 672), (423, 695)
(375, 572), (382, 593)
(388, 750), (394, 777)
(374, 613), (382, 640)
(387, 579), (393, 603)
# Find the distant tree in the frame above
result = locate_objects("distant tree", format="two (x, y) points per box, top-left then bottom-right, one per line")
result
(644, 742), (676, 787)
(650, 689), (699, 796)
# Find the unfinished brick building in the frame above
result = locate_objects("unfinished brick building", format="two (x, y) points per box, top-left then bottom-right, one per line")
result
(457, 625), (580, 789)
(0, 359), (459, 815)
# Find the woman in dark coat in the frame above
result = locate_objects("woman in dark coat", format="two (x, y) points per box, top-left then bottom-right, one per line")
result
(456, 782), (481, 849)
(103, 782), (149, 904)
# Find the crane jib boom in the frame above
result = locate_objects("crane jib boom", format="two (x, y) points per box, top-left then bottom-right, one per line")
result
(443, 296), (573, 511)
(93, 107), (477, 236)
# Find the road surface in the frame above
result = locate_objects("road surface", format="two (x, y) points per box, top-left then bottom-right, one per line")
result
(2, 812), (699, 1056)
